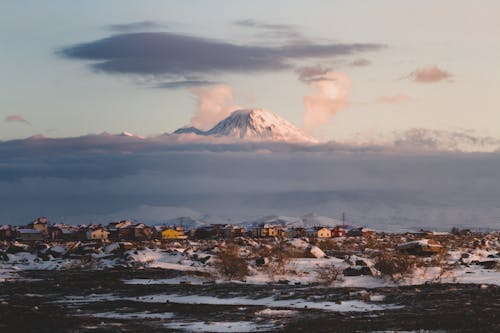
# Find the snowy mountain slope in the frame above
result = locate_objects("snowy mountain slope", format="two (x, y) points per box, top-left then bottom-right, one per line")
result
(175, 109), (317, 143)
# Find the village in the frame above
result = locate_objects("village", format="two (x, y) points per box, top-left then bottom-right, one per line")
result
(0, 216), (377, 243)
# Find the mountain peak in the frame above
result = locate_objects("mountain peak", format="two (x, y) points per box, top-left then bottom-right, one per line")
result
(176, 109), (316, 143)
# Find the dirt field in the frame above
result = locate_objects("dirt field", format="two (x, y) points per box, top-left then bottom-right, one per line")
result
(0, 269), (499, 332)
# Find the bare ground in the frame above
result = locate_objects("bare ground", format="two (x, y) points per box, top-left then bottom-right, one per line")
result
(0, 269), (499, 333)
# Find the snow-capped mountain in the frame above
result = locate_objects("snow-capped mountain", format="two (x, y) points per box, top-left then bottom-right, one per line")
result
(175, 109), (317, 142)
(240, 213), (346, 229)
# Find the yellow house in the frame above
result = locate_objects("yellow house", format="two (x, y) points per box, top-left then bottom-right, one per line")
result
(317, 227), (332, 238)
(86, 228), (110, 240)
(306, 227), (332, 238)
(252, 225), (286, 238)
(162, 228), (188, 240)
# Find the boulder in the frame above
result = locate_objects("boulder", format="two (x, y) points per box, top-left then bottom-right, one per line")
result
(343, 266), (373, 276)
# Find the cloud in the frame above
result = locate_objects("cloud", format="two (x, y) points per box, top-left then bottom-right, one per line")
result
(407, 66), (453, 83)
(156, 80), (217, 89)
(107, 21), (168, 32)
(59, 32), (385, 76)
(376, 94), (412, 104)
(233, 19), (296, 31)
(1, 143), (499, 231)
(348, 58), (371, 67)
(5, 115), (30, 125)
(392, 128), (500, 152)
(296, 65), (332, 83)
(233, 19), (301, 39)
(302, 71), (351, 134)
(189, 85), (240, 130)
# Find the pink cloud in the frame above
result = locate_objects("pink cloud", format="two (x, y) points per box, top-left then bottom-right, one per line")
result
(303, 71), (351, 134)
(408, 66), (453, 83)
(5, 115), (30, 125)
(376, 94), (412, 104)
(189, 85), (240, 130)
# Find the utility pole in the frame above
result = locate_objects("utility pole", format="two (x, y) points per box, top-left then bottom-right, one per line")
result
(342, 212), (345, 226)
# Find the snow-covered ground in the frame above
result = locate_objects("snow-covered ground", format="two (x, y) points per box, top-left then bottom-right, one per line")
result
(1, 234), (498, 287)
(164, 320), (276, 333)
(125, 294), (401, 312)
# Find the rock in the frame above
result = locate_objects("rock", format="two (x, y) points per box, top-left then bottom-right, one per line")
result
(255, 257), (269, 266)
(355, 259), (368, 266)
(476, 261), (497, 269)
(308, 246), (326, 259)
(343, 266), (373, 276)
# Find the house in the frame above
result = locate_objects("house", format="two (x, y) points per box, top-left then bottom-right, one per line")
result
(0, 225), (14, 240)
(162, 227), (188, 240)
(28, 217), (49, 234)
(305, 227), (332, 238)
(132, 223), (153, 241)
(49, 224), (81, 241)
(252, 224), (286, 238)
(108, 220), (134, 240)
(222, 225), (246, 238)
(86, 227), (110, 240)
(48, 226), (63, 240)
(17, 229), (45, 241)
(331, 226), (346, 237)
(285, 227), (306, 238)
(316, 227), (332, 238)
(195, 224), (228, 239)
(60, 228), (80, 241)
(107, 221), (153, 241)
(73, 227), (89, 241)
(346, 227), (375, 238)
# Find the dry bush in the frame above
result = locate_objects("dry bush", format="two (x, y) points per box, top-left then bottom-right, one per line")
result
(315, 264), (343, 284)
(317, 239), (342, 252)
(268, 240), (293, 275)
(374, 251), (417, 280)
(213, 242), (249, 280)
(252, 240), (307, 276)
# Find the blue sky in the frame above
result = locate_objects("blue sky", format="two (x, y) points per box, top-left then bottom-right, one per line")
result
(1, 0), (500, 140)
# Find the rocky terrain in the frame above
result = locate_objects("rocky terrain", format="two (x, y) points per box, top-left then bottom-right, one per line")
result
(1, 231), (499, 332)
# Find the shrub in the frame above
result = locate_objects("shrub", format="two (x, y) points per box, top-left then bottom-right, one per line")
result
(214, 242), (249, 280)
(315, 264), (343, 284)
(374, 252), (416, 280)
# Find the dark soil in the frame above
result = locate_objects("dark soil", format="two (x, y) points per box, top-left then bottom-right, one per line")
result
(0, 269), (498, 332)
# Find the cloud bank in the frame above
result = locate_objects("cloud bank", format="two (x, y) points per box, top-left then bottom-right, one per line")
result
(0, 130), (499, 230)
(0, 141), (499, 231)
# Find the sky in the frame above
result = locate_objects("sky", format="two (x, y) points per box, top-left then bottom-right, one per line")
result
(1, 1), (499, 229)
(1, 0), (500, 141)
